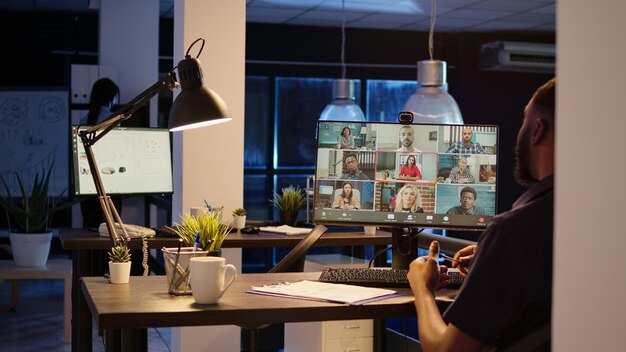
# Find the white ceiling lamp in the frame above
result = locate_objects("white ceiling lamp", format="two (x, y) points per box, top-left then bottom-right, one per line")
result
(402, 0), (463, 124)
(319, 0), (365, 122)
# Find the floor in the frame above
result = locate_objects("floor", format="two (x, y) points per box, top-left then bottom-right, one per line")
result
(0, 269), (172, 352)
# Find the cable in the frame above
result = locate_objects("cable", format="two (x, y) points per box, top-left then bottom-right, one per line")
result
(428, 0), (438, 60)
(368, 246), (392, 268)
(340, 0), (347, 78)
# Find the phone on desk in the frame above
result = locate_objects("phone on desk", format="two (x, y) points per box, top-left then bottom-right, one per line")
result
(98, 222), (156, 238)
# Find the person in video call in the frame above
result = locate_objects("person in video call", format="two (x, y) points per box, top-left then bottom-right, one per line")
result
(449, 156), (475, 184)
(398, 155), (422, 180)
(445, 186), (486, 216)
(332, 182), (360, 210)
(397, 125), (422, 152)
(336, 126), (355, 149)
(408, 78), (555, 352)
(394, 184), (424, 213)
(445, 127), (487, 154)
(340, 153), (370, 180)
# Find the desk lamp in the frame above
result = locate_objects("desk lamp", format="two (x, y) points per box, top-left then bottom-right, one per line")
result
(78, 38), (231, 246)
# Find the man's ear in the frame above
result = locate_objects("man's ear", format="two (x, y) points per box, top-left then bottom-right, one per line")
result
(531, 118), (548, 145)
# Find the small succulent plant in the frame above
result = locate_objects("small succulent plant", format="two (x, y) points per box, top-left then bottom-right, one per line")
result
(232, 208), (247, 216)
(108, 244), (131, 263)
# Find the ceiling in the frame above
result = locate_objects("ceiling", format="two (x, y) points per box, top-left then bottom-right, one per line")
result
(0, 0), (555, 33)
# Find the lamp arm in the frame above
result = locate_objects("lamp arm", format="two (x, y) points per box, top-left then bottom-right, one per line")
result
(78, 71), (178, 246)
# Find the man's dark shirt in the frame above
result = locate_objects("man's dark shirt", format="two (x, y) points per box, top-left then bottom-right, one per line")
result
(443, 174), (554, 349)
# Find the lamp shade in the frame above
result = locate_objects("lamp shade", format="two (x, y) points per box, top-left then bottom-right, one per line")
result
(168, 56), (231, 131)
(319, 79), (365, 121)
(402, 60), (463, 124)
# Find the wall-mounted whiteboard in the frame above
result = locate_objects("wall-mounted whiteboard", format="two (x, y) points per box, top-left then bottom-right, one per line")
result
(0, 89), (69, 196)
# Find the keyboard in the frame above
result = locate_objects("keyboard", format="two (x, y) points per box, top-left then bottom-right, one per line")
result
(318, 267), (465, 289)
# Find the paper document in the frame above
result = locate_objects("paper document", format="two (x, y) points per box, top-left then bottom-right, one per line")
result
(247, 280), (402, 305)
(259, 225), (312, 236)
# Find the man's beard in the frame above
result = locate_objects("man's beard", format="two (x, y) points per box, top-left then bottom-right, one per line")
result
(514, 127), (537, 187)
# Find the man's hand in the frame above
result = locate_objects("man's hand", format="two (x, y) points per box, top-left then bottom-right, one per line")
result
(452, 244), (477, 277)
(408, 241), (448, 296)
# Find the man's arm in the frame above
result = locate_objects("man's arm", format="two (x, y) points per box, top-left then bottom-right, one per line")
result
(408, 241), (484, 352)
(445, 143), (458, 153)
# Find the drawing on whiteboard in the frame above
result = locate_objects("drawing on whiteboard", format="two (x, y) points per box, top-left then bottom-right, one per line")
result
(0, 90), (69, 196)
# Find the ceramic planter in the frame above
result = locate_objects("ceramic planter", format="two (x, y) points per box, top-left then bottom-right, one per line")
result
(233, 215), (246, 230)
(109, 261), (131, 284)
(9, 232), (52, 267)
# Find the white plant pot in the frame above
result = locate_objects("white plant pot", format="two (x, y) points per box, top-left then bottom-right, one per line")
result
(9, 232), (52, 267)
(109, 261), (131, 284)
(233, 215), (247, 230)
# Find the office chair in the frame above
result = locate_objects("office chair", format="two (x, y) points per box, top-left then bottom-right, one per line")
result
(243, 224), (327, 352)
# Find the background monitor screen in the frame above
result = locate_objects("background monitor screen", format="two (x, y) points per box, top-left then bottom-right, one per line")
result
(313, 121), (499, 231)
(71, 126), (173, 196)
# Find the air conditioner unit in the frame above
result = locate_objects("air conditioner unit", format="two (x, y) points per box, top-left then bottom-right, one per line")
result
(480, 41), (555, 74)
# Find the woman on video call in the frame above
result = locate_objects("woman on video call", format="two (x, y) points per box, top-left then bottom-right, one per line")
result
(332, 182), (360, 209)
(398, 155), (422, 180)
(394, 184), (424, 213)
(337, 127), (355, 149)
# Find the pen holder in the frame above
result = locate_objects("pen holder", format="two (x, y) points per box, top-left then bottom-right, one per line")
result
(162, 247), (208, 295)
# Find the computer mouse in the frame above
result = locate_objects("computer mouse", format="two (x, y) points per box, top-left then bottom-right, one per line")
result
(241, 226), (260, 234)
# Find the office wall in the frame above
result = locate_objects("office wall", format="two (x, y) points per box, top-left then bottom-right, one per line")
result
(554, 1), (626, 350)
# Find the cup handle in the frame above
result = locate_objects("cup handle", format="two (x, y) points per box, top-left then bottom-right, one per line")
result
(218, 264), (237, 298)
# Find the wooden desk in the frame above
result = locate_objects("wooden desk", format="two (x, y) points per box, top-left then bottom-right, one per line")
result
(61, 228), (392, 352)
(81, 273), (453, 352)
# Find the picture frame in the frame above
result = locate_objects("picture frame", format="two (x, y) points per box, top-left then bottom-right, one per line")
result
(429, 131), (437, 141)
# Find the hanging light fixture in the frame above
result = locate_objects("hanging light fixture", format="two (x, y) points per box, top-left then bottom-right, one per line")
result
(402, 0), (463, 124)
(319, 0), (365, 121)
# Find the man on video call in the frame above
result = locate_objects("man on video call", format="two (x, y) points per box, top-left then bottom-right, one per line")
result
(396, 125), (422, 152)
(339, 153), (369, 180)
(408, 78), (555, 352)
(446, 127), (487, 154)
(446, 186), (486, 216)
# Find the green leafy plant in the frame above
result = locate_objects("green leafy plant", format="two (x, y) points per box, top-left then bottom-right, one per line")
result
(108, 244), (131, 263)
(232, 207), (247, 216)
(0, 164), (75, 233)
(167, 208), (231, 252)
(269, 185), (306, 213)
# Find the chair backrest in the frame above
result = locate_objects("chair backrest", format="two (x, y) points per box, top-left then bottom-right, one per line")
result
(268, 224), (327, 273)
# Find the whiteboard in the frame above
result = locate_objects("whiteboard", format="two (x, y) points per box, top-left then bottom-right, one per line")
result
(0, 89), (69, 196)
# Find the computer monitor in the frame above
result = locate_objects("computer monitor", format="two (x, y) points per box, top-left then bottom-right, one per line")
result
(71, 126), (173, 196)
(313, 121), (499, 268)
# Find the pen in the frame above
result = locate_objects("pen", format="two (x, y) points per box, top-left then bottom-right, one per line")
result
(439, 253), (459, 263)
(193, 232), (200, 251)
(204, 200), (212, 210)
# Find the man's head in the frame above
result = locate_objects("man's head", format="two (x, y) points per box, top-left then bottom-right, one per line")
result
(514, 78), (556, 186)
(344, 154), (359, 173)
(399, 126), (415, 148)
(459, 186), (477, 211)
(462, 128), (473, 145)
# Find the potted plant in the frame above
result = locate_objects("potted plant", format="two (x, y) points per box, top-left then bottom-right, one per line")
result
(232, 207), (247, 230)
(269, 185), (306, 226)
(167, 208), (231, 256)
(108, 244), (131, 284)
(0, 164), (74, 267)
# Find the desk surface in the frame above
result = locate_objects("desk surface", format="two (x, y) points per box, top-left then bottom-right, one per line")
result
(81, 273), (453, 330)
(60, 228), (392, 250)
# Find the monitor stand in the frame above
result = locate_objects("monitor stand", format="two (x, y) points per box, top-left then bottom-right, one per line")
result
(391, 227), (418, 270)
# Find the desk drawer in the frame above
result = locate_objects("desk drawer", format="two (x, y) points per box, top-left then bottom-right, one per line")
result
(325, 336), (373, 352)
(324, 320), (373, 339)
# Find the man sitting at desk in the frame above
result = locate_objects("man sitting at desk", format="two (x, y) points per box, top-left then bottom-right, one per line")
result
(408, 78), (555, 351)
(340, 154), (370, 180)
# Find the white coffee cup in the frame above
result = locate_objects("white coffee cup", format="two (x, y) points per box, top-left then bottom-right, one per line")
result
(190, 256), (237, 304)
(364, 226), (377, 235)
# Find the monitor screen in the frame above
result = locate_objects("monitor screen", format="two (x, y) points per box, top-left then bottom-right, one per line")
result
(313, 121), (499, 231)
(71, 126), (173, 196)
